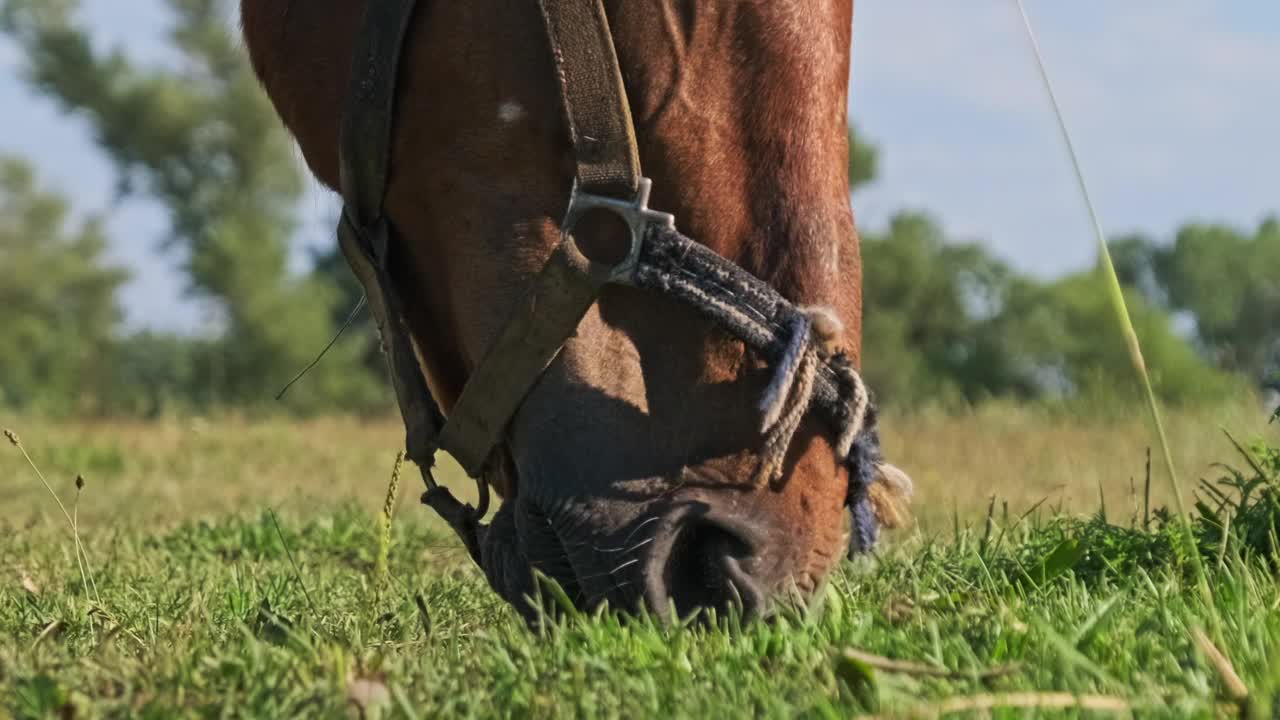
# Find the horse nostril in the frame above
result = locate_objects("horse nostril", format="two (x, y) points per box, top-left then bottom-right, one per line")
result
(647, 516), (766, 621)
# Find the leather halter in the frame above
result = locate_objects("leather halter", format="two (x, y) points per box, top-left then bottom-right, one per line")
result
(336, 0), (889, 563)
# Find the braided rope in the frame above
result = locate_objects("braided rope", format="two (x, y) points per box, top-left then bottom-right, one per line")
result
(634, 227), (904, 530)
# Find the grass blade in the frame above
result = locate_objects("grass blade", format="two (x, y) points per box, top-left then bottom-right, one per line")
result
(267, 509), (318, 619)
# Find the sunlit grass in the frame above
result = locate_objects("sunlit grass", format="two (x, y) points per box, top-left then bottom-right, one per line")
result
(5, 488), (1280, 716)
(2, 406), (1278, 716)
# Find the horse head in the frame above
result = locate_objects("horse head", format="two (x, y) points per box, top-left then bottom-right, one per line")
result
(240, 0), (910, 621)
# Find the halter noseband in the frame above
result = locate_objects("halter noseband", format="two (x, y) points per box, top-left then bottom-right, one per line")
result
(335, 0), (898, 563)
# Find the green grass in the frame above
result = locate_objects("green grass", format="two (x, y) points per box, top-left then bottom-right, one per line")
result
(2, 414), (1279, 718)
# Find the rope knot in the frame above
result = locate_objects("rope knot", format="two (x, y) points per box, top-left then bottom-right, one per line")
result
(758, 306), (845, 434)
(754, 306), (846, 487)
(751, 303), (915, 540)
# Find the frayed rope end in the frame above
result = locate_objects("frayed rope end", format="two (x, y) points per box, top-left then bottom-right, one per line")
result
(798, 305), (844, 358)
(867, 463), (914, 530)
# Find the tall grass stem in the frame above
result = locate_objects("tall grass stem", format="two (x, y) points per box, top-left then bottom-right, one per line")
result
(1008, 0), (1213, 625)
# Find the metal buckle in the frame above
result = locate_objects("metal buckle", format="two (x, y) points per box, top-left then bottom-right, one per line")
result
(561, 177), (675, 284)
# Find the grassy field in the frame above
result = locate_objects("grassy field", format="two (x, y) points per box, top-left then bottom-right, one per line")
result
(1, 402), (1278, 717)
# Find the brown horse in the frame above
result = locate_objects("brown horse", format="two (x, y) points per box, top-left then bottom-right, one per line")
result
(240, 0), (908, 620)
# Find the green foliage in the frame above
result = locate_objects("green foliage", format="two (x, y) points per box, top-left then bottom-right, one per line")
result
(858, 212), (1234, 408)
(860, 212), (1035, 406)
(1, 0), (388, 414)
(978, 437), (1280, 587)
(1002, 272), (1238, 406)
(3, 410), (1277, 715)
(0, 157), (128, 414)
(1107, 233), (1166, 302)
(1194, 436), (1280, 561)
(97, 331), (218, 416)
(1163, 219), (1280, 380)
(846, 135), (1265, 410)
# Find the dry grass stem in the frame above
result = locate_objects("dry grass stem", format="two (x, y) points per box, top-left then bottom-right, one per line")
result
(878, 692), (1134, 719)
(840, 648), (1021, 680)
(30, 620), (63, 651)
(1192, 627), (1249, 703)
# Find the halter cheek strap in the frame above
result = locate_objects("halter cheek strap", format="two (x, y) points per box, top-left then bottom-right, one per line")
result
(336, 0), (481, 556)
(537, 0), (642, 198)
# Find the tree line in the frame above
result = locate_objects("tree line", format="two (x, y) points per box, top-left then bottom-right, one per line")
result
(0, 0), (1274, 417)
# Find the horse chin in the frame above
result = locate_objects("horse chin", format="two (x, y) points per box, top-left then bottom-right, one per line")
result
(473, 490), (651, 622)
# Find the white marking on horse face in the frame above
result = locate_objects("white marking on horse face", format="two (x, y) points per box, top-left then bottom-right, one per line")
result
(498, 100), (525, 124)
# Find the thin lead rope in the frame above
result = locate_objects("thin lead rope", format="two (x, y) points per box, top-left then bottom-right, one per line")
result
(276, 294), (368, 401)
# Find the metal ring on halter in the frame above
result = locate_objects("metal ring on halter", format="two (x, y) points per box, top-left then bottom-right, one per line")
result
(559, 177), (675, 286)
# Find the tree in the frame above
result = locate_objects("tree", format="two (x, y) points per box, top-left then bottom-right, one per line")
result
(848, 126), (878, 192)
(0, 157), (128, 413)
(859, 211), (1034, 406)
(1, 0), (386, 412)
(847, 130), (1244, 408)
(855, 211), (1234, 408)
(1158, 219), (1280, 382)
(999, 272), (1237, 406)
(1110, 220), (1280, 387)
(1108, 233), (1168, 305)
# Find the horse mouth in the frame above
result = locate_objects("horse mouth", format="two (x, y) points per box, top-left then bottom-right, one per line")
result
(477, 491), (796, 623)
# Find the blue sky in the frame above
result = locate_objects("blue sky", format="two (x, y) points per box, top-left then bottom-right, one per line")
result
(3, 1), (1279, 332)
